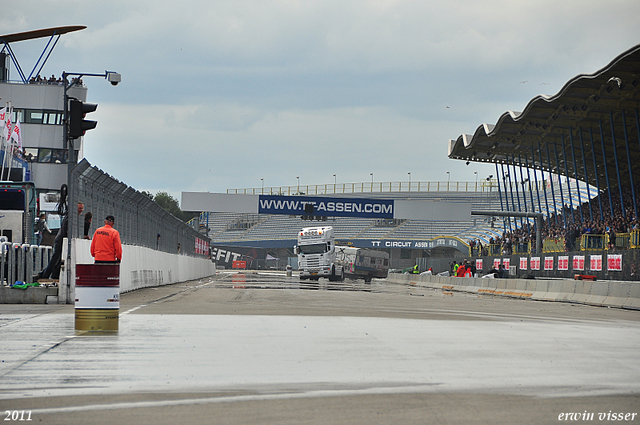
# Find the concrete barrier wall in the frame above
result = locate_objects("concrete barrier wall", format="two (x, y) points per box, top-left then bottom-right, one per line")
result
(56, 239), (216, 304)
(0, 285), (58, 304)
(386, 273), (640, 310)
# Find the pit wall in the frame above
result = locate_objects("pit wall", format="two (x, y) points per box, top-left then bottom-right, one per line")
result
(386, 273), (640, 310)
(57, 238), (216, 304)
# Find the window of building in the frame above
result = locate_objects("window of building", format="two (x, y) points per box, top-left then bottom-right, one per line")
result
(44, 111), (62, 125)
(28, 111), (43, 124)
(33, 148), (78, 164)
(19, 109), (63, 125)
(51, 149), (67, 164)
(23, 148), (38, 162)
(38, 148), (52, 163)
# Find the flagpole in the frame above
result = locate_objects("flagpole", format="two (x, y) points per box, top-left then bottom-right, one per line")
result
(1, 102), (9, 181)
(1, 102), (6, 180)
(2, 103), (14, 180)
(0, 134), (5, 181)
(7, 104), (15, 180)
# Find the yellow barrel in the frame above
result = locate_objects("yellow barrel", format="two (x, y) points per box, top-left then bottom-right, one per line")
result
(75, 308), (119, 331)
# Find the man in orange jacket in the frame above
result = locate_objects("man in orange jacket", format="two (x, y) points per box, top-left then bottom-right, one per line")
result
(90, 215), (122, 264)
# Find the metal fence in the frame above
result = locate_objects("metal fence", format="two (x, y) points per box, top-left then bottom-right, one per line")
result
(1, 243), (52, 286)
(227, 179), (537, 195)
(70, 159), (209, 257)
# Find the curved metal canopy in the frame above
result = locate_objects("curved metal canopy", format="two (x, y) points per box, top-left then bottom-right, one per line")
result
(0, 26), (86, 43)
(0, 26), (87, 83)
(448, 44), (640, 191)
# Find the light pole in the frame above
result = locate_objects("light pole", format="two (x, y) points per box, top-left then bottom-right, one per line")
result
(408, 172), (411, 191)
(370, 173), (374, 191)
(474, 171), (478, 190)
(446, 171), (450, 190)
(63, 70), (120, 304)
(296, 176), (299, 195)
(261, 178), (264, 194)
(64, 70), (120, 170)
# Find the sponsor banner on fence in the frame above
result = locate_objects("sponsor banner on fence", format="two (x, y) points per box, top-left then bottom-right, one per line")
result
(503, 258), (510, 269)
(530, 257), (540, 270)
(476, 258), (483, 271)
(607, 254), (622, 271)
(590, 255), (602, 271)
(544, 256), (554, 271)
(494, 258), (501, 269)
(520, 257), (527, 270)
(573, 255), (585, 271)
(558, 256), (569, 271)
(258, 195), (395, 218)
(195, 237), (209, 256)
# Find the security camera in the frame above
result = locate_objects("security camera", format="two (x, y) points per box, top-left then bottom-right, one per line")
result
(106, 72), (121, 86)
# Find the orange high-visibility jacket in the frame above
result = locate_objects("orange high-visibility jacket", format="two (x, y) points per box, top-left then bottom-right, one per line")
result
(90, 224), (122, 262)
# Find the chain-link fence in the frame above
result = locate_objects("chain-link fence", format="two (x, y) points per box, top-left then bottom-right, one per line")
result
(69, 159), (209, 257)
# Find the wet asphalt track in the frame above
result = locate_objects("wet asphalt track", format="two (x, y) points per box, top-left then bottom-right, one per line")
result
(1, 271), (639, 425)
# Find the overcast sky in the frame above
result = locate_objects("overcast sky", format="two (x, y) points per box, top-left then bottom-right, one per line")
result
(3, 1), (640, 201)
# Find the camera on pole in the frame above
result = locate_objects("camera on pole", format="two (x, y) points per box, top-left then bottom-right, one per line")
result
(68, 99), (98, 139)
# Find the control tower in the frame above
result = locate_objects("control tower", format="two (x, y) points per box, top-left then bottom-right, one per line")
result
(0, 26), (88, 195)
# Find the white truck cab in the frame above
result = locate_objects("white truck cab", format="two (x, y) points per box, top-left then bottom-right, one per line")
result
(294, 226), (344, 281)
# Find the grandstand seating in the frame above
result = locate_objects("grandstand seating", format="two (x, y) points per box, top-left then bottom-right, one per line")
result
(200, 179), (596, 248)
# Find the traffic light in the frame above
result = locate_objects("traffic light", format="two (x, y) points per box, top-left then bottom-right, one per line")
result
(68, 99), (98, 139)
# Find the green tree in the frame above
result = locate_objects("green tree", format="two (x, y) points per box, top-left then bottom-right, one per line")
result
(153, 192), (197, 222)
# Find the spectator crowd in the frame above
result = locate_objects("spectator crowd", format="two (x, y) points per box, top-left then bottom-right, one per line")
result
(476, 185), (640, 254)
(28, 74), (83, 86)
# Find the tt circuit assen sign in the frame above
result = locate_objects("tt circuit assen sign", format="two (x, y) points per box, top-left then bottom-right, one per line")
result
(258, 195), (394, 218)
(334, 236), (468, 253)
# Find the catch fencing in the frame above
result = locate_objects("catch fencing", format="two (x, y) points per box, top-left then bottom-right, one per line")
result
(70, 159), (209, 257)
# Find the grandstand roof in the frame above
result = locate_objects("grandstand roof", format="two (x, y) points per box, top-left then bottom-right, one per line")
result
(448, 44), (640, 190)
(0, 26), (86, 43)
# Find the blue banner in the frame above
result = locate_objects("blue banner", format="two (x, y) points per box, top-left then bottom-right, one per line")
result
(257, 195), (395, 218)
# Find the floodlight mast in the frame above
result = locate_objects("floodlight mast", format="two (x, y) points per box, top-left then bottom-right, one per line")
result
(63, 70), (120, 303)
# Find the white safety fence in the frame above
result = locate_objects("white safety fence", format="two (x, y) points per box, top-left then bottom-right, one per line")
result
(55, 238), (216, 304)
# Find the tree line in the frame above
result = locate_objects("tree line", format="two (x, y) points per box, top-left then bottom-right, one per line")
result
(142, 191), (198, 223)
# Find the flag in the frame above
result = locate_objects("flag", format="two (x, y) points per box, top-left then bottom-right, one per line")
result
(0, 107), (6, 130)
(2, 110), (12, 141)
(9, 117), (21, 149)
